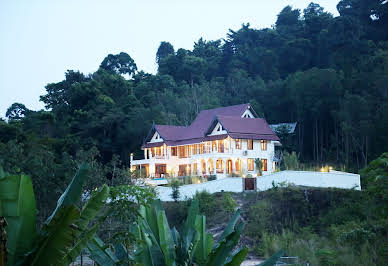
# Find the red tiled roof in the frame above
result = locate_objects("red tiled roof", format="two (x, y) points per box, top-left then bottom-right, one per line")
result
(142, 103), (279, 148)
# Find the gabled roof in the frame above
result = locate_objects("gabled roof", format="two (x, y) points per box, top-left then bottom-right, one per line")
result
(154, 125), (187, 140)
(208, 115), (280, 141)
(142, 103), (278, 148)
(184, 103), (252, 140)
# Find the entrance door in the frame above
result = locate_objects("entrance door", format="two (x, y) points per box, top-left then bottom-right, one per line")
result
(155, 164), (166, 178)
(244, 178), (255, 190)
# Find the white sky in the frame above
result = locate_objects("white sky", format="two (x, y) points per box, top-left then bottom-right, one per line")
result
(0, 0), (339, 118)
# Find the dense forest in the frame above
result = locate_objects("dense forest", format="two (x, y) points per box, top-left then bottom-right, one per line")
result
(0, 0), (387, 217)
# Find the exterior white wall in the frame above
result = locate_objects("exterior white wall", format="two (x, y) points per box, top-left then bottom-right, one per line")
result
(155, 170), (361, 201)
(156, 178), (243, 201)
(131, 139), (276, 178)
(256, 170), (361, 191)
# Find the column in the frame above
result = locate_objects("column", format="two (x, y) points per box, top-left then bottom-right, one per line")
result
(223, 159), (226, 175)
(144, 149), (147, 160)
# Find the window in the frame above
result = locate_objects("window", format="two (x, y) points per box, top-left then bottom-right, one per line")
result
(212, 141), (217, 151)
(247, 139), (253, 150)
(192, 145), (197, 155)
(171, 147), (177, 156)
(261, 159), (268, 171)
(235, 139), (242, 149)
(200, 143), (205, 154)
(235, 159), (241, 172)
(216, 159), (224, 173)
(261, 140), (267, 151)
(178, 146), (187, 158)
(218, 140), (224, 153)
(193, 163), (198, 175)
(248, 158), (254, 171)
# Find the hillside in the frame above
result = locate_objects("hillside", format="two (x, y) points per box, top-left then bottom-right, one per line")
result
(164, 184), (387, 265)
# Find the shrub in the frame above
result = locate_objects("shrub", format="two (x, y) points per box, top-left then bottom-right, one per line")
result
(255, 159), (263, 176)
(170, 179), (181, 202)
(194, 191), (216, 216)
(282, 151), (300, 170)
(208, 175), (216, 181)
(222, 193), (237, 213)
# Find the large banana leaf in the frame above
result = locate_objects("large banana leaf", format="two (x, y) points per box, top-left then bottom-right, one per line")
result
(216, 209), (241, 245)
(258, 250), (284, 266)
(156, 210), (176, 266)
(206, 221), (245, 266)
(88, 235), (120, 266)
(45, 164), (89, 224)
(225, 248), (249, 266)
(0, 173), (36, 266)
(78, 184), (109, 230)
(60, 223), (99, 265)
(193, 215), (213, 265)
(28, 205), (81, 266)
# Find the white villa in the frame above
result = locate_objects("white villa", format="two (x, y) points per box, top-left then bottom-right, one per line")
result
(130, 103), (281, 179)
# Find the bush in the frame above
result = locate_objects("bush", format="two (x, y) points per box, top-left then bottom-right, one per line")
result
(208, 175), (216, 181)
(170, 179), (181, 202)
(222, 193), (237, 213)
(255, 159), (263, 176)
(194, 191), (217, 217)
(282, 151), (300, 170)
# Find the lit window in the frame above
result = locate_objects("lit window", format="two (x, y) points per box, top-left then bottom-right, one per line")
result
(171, 147), (177, 156)
(235, 139), (242, 149)
(248, 158), (254, 171)
(235, 160), (241, 172)
(261, 140), (267, 151)
(193, 163), (198, 175)
(179, 146), (187, 158)
(261, 159), (267, 171)
(247, 139), (253, 150)
(212, 141), (217, 151)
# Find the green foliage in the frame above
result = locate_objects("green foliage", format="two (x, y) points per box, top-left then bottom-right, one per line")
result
(0, 165), (110, 266)
(222, 193), (237, 213)
(282, 151), (300, 170)
(255, 159), (263, 176)
(134, 199), (248, 265)
(0, 172), (36, 265)
(207, 175), (216, 181)
(194, 191), (217, 217)
(170, 178), (181, 202)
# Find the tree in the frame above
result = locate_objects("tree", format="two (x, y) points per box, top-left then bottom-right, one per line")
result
(100, 52), (137, 77)
(5, 103), (30, 121)
(156, 41), (175, 64)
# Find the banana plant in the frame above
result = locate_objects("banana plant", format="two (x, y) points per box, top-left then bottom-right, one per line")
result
(0, 165), (110, 266)
(133, 199), (249, 266)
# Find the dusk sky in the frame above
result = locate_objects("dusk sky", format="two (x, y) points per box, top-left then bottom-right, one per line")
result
(0, 0), (339, 118)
